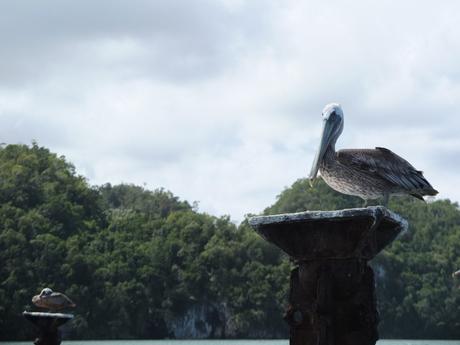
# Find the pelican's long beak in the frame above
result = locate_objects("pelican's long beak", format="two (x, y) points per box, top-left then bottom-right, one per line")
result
(308, 117), (336, 184)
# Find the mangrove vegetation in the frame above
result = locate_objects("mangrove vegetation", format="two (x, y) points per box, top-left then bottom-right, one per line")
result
(1, 143), (460, 339)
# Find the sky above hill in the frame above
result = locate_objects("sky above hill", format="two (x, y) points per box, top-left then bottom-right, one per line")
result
(1, 0), (459, 220)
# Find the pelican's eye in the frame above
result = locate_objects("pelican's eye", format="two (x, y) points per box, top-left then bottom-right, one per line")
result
(326, 111), (337, 121)
(323, 111), (335, 119)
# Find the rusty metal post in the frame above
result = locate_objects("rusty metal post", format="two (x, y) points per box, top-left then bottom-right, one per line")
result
(23, 312), (73, 345)
(249, 206), (407, 345)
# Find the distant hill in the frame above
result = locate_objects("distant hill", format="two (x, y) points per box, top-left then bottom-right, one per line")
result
(264, 178), (460, 339)
(1, 143), (460, 339)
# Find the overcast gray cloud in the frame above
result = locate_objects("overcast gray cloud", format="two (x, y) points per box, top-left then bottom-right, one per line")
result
(1, 0), (460, 220)
(0, 0), (275, 85)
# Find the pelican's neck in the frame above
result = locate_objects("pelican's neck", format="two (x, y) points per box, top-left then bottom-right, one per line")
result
(323, 144), (337, 165)
(325, 130), (340, 159)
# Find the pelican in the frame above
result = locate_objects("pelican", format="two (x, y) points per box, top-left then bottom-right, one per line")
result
(308, 103), (438, 206)
(32, 288), (76, 312)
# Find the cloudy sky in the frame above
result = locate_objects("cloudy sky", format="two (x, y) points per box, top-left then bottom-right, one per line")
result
(1, 0), (459, 220)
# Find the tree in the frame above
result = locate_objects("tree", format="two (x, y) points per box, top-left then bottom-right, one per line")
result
(2, 143), (460, 340)
(0, 143), (105, 339)
(264, 178), (460, 339)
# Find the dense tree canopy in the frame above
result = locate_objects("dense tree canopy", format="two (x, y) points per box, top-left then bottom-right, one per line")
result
(1, 143), (460, 339)
(265, 178), (460, 339)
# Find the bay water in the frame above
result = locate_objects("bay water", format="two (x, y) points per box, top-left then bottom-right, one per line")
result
(2, 340), (460, 345)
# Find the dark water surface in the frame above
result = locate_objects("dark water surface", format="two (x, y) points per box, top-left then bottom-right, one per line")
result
(2, 340), (460, 345)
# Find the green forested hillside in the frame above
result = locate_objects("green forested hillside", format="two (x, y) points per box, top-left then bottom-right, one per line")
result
(1, 143), (460, 339)
(265, 179), (460, 339)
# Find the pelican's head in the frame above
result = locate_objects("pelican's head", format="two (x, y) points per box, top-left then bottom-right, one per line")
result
(322, 103), (343, 122)
(308, 103), (344, 181)
(40, 288), (53, 297)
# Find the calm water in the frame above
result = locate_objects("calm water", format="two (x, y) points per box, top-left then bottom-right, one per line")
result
(2, 340), (460, 345)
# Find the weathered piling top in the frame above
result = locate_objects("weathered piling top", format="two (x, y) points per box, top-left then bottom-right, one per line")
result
(249, 206), (407, 261)
(23, 311), (73, 329)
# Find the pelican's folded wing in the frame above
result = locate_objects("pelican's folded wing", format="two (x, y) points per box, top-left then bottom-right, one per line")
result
(336, 147), (437, 194)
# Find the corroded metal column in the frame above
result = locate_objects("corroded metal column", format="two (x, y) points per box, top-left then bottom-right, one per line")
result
(23, 312), (73, 345)
(249, 206), (407, 345)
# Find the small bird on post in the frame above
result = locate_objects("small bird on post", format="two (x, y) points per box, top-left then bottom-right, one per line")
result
(308, 103), (438, 206)
(32, 288), (76, 312)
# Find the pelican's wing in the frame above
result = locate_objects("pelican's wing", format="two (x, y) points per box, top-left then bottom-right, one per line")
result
(46, 292), (76, 308)
(337, 147), (437, 195)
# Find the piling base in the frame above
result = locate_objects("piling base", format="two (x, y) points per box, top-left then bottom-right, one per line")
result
(285, 260), (378, 345)
(23, 311), (73, 345)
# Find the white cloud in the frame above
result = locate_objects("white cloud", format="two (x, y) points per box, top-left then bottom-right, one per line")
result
(1, 0), (460, 221)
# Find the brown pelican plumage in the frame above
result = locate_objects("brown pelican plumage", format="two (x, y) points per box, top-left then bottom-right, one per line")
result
(308, 103), (438, 206)
(32, 288), (76, 312)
